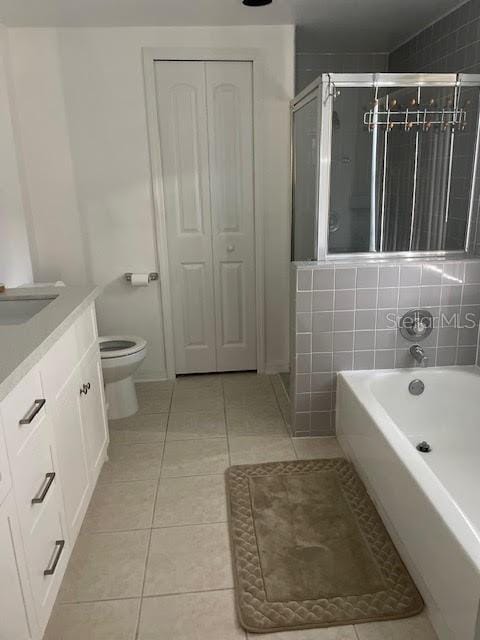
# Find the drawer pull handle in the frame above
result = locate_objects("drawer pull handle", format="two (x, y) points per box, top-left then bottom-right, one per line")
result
(31, 472), (56, 504)
(44, 540), (65, 576)
(19, 399), (46, 425)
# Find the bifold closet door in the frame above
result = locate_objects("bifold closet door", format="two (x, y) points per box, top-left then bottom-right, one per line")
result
(154, 60), (256, 374)
(155, 61), (217, 374)
(206, 62), (256, 372)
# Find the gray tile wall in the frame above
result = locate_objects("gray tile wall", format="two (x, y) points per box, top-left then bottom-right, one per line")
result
(295, 53), (388, 94)
(389, 0), (480, 74)
(290, 258), (480, 436)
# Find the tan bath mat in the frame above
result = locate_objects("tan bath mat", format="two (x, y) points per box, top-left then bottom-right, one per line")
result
(227, 458), (423, 633)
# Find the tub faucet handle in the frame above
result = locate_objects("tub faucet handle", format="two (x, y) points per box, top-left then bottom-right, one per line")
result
(410, 344), (428, 367)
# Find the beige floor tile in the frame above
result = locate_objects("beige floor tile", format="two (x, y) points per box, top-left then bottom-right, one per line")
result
(99, 442), (164, 483)
(223, 373), (278, 407)
(271, 376), (291, 425)
(229, 435), (296, 465)
(226, 403), (288, 437)
(154, 475), (227, 527)
(109, 413), (168, 444)
(222, 372), (273, 389)
(144, 523), (233, 596)
(170, 387), (224, 413)
(292, 436), (344, 460)
(175, 374), (223, 391)
(44, 599), (140, 640)
(161, 438), (229, 477)
(136, 382), (173, 414)
(224, 385), (278, 406)
(82, 480), (157, 532)
(247, 627), (357, 639)
(355, 613), (438, 640)
(166, 409), (226, 441)
(138, 590), (245, 640)
(58, 531), (149, 602)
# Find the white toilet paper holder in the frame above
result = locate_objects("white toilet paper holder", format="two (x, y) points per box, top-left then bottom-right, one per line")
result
(124, 272), (159, 283)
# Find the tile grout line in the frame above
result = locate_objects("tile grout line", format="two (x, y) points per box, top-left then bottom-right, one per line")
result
(269, 374), (298, 459)
(58, 586), (237, 607)
(133, 381), (174, 640)
(222, 376), (233, 468)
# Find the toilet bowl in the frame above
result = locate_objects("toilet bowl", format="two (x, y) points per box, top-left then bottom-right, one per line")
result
(99, 336), (147, 420)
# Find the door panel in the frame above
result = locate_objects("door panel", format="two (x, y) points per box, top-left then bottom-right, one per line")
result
(0, 493), (37, 640)
(219, 261), (244, 346)
(206, 61), (257, 371)
(180, 262), (211, 347)
(155, 61), (217, 374)
(79, 347), (108, 484)
(51, 371), (89, 541)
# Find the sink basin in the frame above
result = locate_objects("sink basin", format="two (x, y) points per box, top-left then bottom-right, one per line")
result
(0, 296), (58, 325)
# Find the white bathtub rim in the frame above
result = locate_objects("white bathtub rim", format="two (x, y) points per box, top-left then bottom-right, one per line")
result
(337, 366), (480, 573)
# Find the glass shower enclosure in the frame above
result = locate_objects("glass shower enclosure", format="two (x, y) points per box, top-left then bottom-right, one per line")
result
(291, 73), (480, 260)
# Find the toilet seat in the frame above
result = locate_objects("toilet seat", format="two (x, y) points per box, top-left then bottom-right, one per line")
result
(99, 335), (147, 359)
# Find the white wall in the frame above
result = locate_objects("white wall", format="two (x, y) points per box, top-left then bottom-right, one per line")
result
(0, 26), (32, 287)
(8, 25), (294, 378)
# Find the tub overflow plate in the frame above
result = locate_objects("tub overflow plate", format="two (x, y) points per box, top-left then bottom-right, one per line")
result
(409, 379), (425, 395)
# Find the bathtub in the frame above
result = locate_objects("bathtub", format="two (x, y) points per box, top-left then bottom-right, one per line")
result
(336, 366), (480, 640)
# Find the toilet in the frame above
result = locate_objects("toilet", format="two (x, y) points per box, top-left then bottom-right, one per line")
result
(99, 336), (147, 420)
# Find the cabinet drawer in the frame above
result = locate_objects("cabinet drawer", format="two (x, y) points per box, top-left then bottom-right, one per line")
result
(11, 416), (56, 537)
(0, 367), (46, 457)
(24, 484), (68, 631)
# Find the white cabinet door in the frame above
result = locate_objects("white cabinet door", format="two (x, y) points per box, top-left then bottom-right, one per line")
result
(50, 369), (90, 541)
(0, 493), (37, 640)
(79, 346), (109, 483)
(206, 61), (257, 371)
(0, 418), (11, 507)
(155, 61), (217, 374)
(155, 60), (256, 374)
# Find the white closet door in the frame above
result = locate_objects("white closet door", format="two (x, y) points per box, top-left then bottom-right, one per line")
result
(155, 61), (217, 374)
(206, 61), (257, 371)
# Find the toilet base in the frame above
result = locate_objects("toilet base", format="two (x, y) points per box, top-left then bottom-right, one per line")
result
(105, 376), (139, 420)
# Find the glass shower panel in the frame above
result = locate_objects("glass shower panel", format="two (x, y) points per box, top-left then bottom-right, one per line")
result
(445, 86), (480, 250)
(411, 86), (456, 252)
(292, 96), (319, 261)
(325, 80), (479, 254)
(377, 87), (418, 252)
(328, 87), (373, 253)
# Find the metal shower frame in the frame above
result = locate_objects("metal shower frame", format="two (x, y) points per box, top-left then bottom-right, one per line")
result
(290, 72), (480, 261)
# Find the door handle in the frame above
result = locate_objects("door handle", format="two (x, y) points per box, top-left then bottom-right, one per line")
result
(227, 244), (235, 253)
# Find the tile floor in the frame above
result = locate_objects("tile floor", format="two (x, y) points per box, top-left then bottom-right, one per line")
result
(45, 373), (438, 640)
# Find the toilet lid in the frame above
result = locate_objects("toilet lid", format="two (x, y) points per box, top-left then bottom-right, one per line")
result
(99, 336), (147, 359)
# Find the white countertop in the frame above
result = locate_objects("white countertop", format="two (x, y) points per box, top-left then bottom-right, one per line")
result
(0, 285), (101, 402)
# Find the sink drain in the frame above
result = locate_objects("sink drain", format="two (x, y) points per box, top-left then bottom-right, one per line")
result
(416, 441), (432, 453)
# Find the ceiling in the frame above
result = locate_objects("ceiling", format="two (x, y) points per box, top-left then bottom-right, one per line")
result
(0, 0), (465, 53)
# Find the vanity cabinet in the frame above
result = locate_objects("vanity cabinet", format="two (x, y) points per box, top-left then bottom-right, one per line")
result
(0, 301), (109, 639)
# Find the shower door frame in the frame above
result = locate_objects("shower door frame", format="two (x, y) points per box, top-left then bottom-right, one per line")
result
(291, 72), (480, 261)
